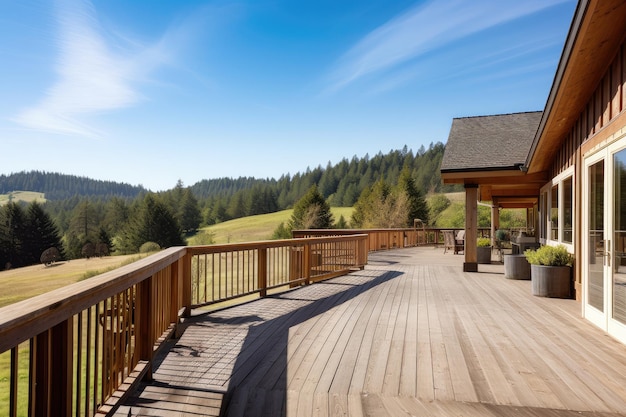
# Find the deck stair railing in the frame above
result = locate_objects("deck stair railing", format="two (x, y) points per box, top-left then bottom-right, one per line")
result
(0, 234), (367, 417)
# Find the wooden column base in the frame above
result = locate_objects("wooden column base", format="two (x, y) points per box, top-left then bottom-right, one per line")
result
(463, 262), (478, 272)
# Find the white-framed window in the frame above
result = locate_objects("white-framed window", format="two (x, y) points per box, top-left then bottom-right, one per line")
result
(540, 166), (575, 250)
(539, 190), (548, 241)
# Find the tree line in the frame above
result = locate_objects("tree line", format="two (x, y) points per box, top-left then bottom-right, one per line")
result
(0, 171), (147, 200)
(0, 144), (455, 268)
(0, 182), (200, 269)
(196, 143), (459, 225)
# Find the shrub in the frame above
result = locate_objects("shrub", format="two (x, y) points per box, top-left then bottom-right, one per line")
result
(495, 229), (508, 241)
(139, 242), (161, 253)
(524, 244), (573, 266)
(477, 237), (491, 247)
(40, 247), (61, 266)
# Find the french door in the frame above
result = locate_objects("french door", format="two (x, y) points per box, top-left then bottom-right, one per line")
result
(584, 141), (626, 344)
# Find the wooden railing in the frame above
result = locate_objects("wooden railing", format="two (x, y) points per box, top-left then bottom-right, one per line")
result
(186, 235), (368, 307)
(0, 234), (367, 417)
(292, 227), (492, 252)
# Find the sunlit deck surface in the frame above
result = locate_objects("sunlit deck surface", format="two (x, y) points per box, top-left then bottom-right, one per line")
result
(116, 247), (626, 417)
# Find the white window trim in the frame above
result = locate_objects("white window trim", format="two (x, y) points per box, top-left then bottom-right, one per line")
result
(540, 166), (575, 252)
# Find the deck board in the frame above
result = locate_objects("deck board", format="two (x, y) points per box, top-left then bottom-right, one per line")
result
(115, 247), (626, 417)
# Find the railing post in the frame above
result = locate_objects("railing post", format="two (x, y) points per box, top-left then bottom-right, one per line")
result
(31, 331), (49, 417)
(258, 248), (267, 297)
(170, 259), (181, 325)
(51, 319), (73, 416)
(137, 277), (154, 381)
(30, 318), (73, 417)
(304, 243), (311, 285)
(182, 253), (192, 318)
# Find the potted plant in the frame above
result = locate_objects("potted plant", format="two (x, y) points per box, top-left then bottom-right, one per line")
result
(524, 245), (573, 298)
(477, 237), (492, 264)
(495, 229), (508, 242)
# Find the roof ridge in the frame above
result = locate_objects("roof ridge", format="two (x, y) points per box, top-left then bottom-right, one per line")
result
(452, 110), (542, 120)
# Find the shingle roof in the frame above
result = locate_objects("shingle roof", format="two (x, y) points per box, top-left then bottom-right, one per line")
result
(440, 111), (542, 172)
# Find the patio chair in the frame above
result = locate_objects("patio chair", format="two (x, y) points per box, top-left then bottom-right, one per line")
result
(454, 230), (465, 254)
(444, 230), (465, 254)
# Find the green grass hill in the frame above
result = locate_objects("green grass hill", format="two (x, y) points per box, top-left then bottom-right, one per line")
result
(188, 207), (354, 245)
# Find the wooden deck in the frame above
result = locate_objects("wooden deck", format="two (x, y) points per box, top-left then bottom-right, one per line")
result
(115, 247), (626, 417)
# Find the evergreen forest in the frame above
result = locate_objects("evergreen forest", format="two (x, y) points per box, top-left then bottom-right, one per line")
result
(0, 143), (460, 269)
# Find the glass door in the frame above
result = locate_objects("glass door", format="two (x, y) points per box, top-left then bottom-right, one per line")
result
(584, 154), (606, 326)
(584, 143), (626, 344)
(609, 149), (626, 341)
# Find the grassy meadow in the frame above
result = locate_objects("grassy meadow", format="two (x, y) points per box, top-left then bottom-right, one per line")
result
(188, 207), (354, 245)
(0, 207), (354, 306)
(0, 191), (46, 206)
(0, 255), (146, 308)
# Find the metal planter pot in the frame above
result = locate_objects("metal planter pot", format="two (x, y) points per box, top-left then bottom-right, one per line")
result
(531, 264), (571, 298)
(477, 246), (492, 264)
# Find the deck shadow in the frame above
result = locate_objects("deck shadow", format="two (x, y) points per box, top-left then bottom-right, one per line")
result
(216, 269), (404, 416)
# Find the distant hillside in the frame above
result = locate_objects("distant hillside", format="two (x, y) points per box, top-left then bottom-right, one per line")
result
(0, 144), (459, 210)
(0, 171), (147, 200)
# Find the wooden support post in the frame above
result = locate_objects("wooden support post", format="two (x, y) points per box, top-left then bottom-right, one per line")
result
(491, 201), (499, 247)
(258, 248), (267, 297)
(464, 184), (478, 272)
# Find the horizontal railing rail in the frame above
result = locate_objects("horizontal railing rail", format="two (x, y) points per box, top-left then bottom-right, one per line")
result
(292, 227), (493, 252)
(0, 234), (368, 417)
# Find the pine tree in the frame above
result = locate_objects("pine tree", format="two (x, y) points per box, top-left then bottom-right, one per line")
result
(68, 200), (99, 246)
(0, 202), (27, 268)
(398, 168), (429, 226)
(288, 185), (334, 231)
(178, 188), (202, 233)
(120, 194), (185, 252)
(24, 201), (64, 264)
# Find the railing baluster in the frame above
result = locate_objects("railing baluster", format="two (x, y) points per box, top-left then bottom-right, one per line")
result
(9, 346), (17, 417)
(76, 313), (82, 417)
(85, 307), (92, 417)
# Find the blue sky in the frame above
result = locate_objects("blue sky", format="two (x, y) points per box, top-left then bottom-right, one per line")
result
(0, 0), (576, 191)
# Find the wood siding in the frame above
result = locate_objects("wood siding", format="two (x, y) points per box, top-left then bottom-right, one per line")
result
(550, 42), (626, 178)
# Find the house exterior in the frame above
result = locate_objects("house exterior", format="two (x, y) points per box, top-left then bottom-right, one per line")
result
(441, 0), (626, 344)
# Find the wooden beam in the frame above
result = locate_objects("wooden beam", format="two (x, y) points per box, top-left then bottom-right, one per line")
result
(442, 170), (548, 185)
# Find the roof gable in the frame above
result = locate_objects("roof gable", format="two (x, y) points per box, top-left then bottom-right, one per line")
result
(441, 111), (542, 173)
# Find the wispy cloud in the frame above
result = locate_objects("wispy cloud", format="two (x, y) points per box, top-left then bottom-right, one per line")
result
(325, 0), (571, 94)
(12, 0), (200, 137)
